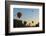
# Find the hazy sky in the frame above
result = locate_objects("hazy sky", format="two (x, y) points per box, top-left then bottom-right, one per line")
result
(13, 8), (39, 25)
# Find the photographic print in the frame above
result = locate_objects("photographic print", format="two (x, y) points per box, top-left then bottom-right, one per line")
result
(13, 8), (39, 27)
(5, 1), (45, 35)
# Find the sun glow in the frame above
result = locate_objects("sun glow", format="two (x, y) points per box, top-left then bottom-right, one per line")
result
(26, 19), (39, 26)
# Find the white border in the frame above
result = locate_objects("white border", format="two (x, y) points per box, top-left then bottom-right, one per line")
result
(9, 5), (43, 33)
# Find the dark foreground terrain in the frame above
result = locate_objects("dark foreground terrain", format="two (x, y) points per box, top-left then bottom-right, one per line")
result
(13, 19), (39, 28)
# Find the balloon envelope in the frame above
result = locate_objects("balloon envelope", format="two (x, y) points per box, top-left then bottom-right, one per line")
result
(17, 12), (22, 18)
(32, 21), (34, 23)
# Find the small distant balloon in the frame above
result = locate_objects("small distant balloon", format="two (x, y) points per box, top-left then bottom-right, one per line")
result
(32, 21), (34, 23)
(17, 12), (22, 18)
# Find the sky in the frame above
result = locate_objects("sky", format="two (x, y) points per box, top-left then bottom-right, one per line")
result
(13, 8), (39, 26)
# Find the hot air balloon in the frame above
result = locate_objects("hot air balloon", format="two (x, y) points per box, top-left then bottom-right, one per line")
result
(32, 21), (34, 23)
(17, 12), (22, 18)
